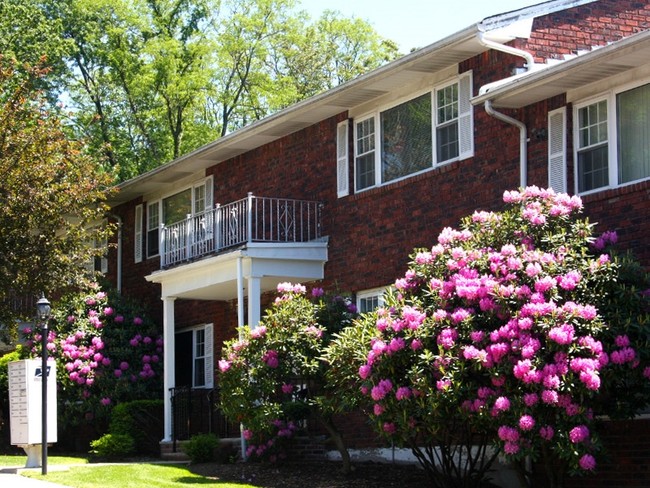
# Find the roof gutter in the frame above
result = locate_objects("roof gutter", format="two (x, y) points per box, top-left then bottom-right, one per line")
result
(477, 32), (532, 187)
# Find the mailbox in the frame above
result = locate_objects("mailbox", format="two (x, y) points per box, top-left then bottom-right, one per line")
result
(8, 359), (57, 446)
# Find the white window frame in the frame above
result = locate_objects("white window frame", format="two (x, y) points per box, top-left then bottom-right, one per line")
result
(134, 204), (143, 263)
(145, 176), (213, 259)
(356, 287), (387, 314)
(353, 72), (473, 193)
(573, 78), (650, 195)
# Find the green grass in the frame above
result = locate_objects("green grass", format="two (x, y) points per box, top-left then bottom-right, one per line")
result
(0, 454), (88, 467)
(21, 463), (259, 488)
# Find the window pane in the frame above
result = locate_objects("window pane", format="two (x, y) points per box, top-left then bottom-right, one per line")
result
(194, 358), (205, 387)
(359, 295), (379, 313)
(194, 184), (206, 214)
(578, 101), (607, 149)
(355, 118), (376, 190)
(578, 145), (609, 192)
(617, 83), (650, 184)
(437, 84), (458, 124)
(381, 93), (432, 183)
(437, 123), (459, 162)
(163, 188), (192, 225)
(147, 203), (159, 256)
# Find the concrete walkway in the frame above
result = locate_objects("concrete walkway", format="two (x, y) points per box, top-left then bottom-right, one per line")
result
(0, 466), (73, 487)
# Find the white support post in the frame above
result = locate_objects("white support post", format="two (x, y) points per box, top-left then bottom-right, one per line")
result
(246, 192), (254, 244)
(247, 275), (262, 328)
(162, 296), (176, 442)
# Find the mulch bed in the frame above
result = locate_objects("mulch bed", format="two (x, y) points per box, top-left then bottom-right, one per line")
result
(188, 460), (430, 487)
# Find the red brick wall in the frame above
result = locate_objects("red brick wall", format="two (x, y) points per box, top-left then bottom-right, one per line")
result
(521, 0), (650, 63)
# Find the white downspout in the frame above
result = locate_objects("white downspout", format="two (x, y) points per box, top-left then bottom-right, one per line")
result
(484, 100), (528, 187)
(477, 32), (533, 188)
(236, 256), (247, 460)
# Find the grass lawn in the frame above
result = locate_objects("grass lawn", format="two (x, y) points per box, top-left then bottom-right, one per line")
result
(0, 454), (258, 487)
(20, 463), (259, 488)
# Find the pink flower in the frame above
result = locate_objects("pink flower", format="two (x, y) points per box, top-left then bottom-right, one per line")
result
(114, 315), (124, 323)
(395, 387), (411, 401)
(539, 425), (554, 440)
(120, 361), (129, 370)
(103, 307), (114, 316)
(373, 404), (385, 415)
(250, 326), (266, 339)
(262, 350), (279, 368)
(569, 425), (590, 443)
(359, 364), (371, 379)
(243, 429), (254, 441)
(382, 422), (396, 434)
(519, 415), (535, 431)
(311, 287), (324, 297)
(100, 397), (111, 406)
(436, 379), (451, 391)
(218, 360), (231, 372)
(498, 426), (519, 442)
(281, 383), (294, 394)
(579, 454), (596, 471)
(493, 396), (511, 412)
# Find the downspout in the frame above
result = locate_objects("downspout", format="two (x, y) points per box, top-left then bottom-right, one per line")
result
(484, 100), (528, 187)
(236, 255), (247, 460)
(477, 32), (533, 187)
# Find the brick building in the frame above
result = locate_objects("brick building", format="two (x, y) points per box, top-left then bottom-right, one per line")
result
(105, 0), (650, 483)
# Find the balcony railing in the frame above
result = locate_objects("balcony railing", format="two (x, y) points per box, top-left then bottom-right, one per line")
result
(160, 193), (322, 268)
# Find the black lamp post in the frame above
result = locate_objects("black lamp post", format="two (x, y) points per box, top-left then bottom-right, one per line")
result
(36, 295), (51, 476)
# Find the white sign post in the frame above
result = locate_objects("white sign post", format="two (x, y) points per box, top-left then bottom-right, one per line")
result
(8, 359), (57, 468)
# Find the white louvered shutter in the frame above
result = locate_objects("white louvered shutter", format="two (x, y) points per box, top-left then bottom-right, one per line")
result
(134, 204), (143, 263)
(204, 177), (213, 210)
(337, 120), (349, 197)
(548, 107), (567, 193)
(458, 72), (474, 160)
(204, 324), (214, 388)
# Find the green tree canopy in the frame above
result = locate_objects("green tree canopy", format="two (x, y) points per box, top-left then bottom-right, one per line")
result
(0, 0), (400, 181)
(0, 59), (114, 336)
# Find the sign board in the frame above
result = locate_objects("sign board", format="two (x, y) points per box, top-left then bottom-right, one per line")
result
(8, 359), (57, 446)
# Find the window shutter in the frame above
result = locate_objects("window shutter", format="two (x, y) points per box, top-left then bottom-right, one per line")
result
(458, 72), (474, 160)
(205, 177), (214, 210)
(337, 120), (349, 197)
(204, 324), (213, 388)
(548, 107), (567, 193)
(134, 204), (143, 263)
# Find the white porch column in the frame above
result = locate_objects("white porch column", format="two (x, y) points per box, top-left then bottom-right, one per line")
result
(247, 275), (262, 328)
(162, 295), (177, 442)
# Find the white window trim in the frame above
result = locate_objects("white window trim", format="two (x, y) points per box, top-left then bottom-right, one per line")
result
(573, 77), (650, 195)
(353, 71), (473, 193)
(134, 204), (143, 263)
(145, 175), (213, 259)
(356, 286), (388, 313)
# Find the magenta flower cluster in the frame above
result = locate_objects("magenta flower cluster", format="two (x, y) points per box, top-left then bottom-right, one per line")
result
(354, 187), (650, 473)
(23, 287), (163, 411)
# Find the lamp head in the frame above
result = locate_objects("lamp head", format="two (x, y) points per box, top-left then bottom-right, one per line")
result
(36, 295), (51, 323)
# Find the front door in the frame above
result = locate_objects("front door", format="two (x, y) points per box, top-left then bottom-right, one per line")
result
(175, 330), (193, 387)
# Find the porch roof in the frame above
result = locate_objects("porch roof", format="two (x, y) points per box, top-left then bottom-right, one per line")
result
(145, 240), (328, 301)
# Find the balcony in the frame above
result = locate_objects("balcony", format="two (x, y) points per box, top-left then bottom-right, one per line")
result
(160, 194), (323, 269)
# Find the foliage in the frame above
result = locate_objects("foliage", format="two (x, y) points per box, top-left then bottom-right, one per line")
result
(0, 0), (400, 181)
(325, 187), (650, 488)
(21, 285), (163, 439)
(0, 58), (114, 335)
(218, 284), (357, 468)
(184, 433), (221, 464)
(108, 400), (164, 456)
(89, 433), (135, 459)
(0, 346), (23, 449)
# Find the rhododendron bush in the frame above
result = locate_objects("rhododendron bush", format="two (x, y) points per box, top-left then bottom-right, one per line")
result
(218, 284), (357, 471)
(22, 284), (163, 439)
(325, 187), (650, 488)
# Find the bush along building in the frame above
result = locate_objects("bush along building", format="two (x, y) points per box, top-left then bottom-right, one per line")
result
(104, 0), (650, 484)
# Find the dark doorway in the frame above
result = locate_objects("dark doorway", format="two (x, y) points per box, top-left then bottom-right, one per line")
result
(175, 330), (192, 387)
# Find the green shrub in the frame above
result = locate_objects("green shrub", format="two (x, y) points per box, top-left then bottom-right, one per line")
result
(109, 400), (163, 456)
(184, 433), (220, 464)
(89, 433), (135, 460)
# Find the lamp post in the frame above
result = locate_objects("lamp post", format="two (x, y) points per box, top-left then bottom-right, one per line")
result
(36, 295), (51, 476)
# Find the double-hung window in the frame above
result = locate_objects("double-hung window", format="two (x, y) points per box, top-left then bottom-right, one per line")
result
(354, 72), (473, 192)
(356, 287), (387, 313)
(575, 80), (650, 194)
(146, 177), (213, 259)
(175, 324), (213, 389)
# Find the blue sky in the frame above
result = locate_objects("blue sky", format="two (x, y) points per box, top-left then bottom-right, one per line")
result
(298, 0), (538, 52)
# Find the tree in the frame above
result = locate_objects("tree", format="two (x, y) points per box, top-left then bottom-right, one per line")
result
(218, 283), (358, 472)
(0, 0), (400, 181)
(20, 284), (163, 443)
(325, 187), (650, 488)
(0, 59), (114, 337)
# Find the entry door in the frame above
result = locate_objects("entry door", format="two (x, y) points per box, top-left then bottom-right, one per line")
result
(175, 330), (193, 387)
